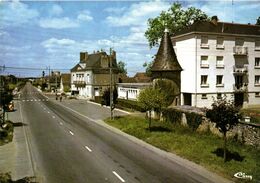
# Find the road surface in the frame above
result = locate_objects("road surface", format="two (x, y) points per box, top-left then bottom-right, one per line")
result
(18, 83), (230, 183)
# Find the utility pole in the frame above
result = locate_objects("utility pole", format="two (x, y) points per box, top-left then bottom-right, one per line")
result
(48, 66), (50, 91)
(0, 65), (5, 124)
(110, 48), (114, 120)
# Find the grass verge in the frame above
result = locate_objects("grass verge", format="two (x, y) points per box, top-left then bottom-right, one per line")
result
(105, 115), (260, 183)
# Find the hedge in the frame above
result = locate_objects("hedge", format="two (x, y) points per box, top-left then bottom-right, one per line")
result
(162, 108), (182, 124)
(162, 108), (203, 131)
(185, 112), (203, 131)
(116, 99), (146, 112)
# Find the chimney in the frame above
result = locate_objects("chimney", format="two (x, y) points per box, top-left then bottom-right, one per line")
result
(80, 52), (85, 62)
(112, 50), (116, 59)
(211, 16), (218, 25)
(80, 52), (88, 62)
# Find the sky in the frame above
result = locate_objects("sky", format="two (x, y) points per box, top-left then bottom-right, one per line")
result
(0, 0), (259, 77)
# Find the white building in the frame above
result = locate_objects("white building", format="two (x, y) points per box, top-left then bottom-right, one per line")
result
(117, 83), (151, 100)
(172, 17), (260, 108)
(70, 51), (118, 99)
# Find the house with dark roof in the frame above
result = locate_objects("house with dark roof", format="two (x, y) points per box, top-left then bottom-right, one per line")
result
(172, 16), (260, 108)
(70, 50), (119, 99)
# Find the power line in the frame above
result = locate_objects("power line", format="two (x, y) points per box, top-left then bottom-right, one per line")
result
(0, 66), (70, 71)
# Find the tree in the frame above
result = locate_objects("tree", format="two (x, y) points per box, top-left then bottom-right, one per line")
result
(138, 87), (166, 130)
(117, 61), (127, 74)
(256, 16), (260, 25)
(102, 87), (118, 106)
(145, 2), (209, 48)
(206, 97), (241, 162)
(143, 61), (153, 76)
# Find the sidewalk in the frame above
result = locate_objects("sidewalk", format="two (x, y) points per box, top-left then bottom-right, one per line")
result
(0, 101), (34, 180)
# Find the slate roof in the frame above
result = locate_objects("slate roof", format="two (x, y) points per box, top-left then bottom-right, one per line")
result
(151, 29), (182, 72)
(71, 51), (118, 72)
(174, 21), (260, 37)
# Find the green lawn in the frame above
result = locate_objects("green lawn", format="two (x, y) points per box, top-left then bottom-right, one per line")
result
(105, 115), (260, 183)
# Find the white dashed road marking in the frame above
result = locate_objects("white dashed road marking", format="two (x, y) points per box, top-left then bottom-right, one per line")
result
(52, 116), (55, 119)
(69, 131), (74, 136)
(84, 146), (92, 152)
(59, 122), (63, 125)
(47, 111), (50, 114)
(112, 171), (125, 182)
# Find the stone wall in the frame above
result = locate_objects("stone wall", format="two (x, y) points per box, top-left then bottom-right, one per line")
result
(197, 116), (260, 149)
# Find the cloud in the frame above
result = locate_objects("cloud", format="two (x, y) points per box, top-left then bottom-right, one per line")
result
(41, 31), (154, 76)
(39, 17), (79, 29)
(49, 4), (63, 16)
(196, 1), (260, 24)
(41, 38), (76, 48)
(39, 10), (93, 29)
(105, 1), (170, 27)
(77, 10), (93, 21)
(104, 7), (126, 14)
(0, 1), (39, 27)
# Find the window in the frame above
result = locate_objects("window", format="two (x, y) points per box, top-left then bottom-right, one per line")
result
(216, 37), (224, 49)
(201, 75), (209, 87)
(201, 36), (209, 48)
(255, 75), (260, 86)
(255, 40), (260, 50)
(87, 74), (90, 83)
(256, 92), (260, 97)
(216, 56), (224, 68)
(200, 56), (209, 68)
(217, 93), (222, 99)
(235, 38), (244, 46)
(216, 75), (224, 87)
(201, 94), (207, 99)
(255, 58), (260, 68)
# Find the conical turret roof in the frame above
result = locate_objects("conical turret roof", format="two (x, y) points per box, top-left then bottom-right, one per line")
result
(151, 29), (182, 72)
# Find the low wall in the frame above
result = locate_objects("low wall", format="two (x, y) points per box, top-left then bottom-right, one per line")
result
(197, 116), (260, 148)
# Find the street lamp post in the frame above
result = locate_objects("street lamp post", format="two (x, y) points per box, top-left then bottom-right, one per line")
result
(110, 48), (114, 120)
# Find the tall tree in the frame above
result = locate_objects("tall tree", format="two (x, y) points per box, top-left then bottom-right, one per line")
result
(145, 2), (209, 48)
(256, 16), (260, 25)
(206, 98), (241, 162)
(117, 61), (127, 74)
(138, 87), (166, 130)
(142, 61), (153, 76)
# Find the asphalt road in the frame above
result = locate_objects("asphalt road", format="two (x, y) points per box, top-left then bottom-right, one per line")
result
(18, 83), (229, 183)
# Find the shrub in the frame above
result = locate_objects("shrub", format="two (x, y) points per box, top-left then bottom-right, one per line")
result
(185, 112), (202, 131)
(162, 108), (182, 124)
(102, 88), (118, 106)
(116, 99), (146, 112)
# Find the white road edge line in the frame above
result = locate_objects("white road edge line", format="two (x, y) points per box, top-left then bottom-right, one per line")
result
(112, 171), (125, 182)
(69, 131), (74, 136)
(84, 146), (92, 152)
